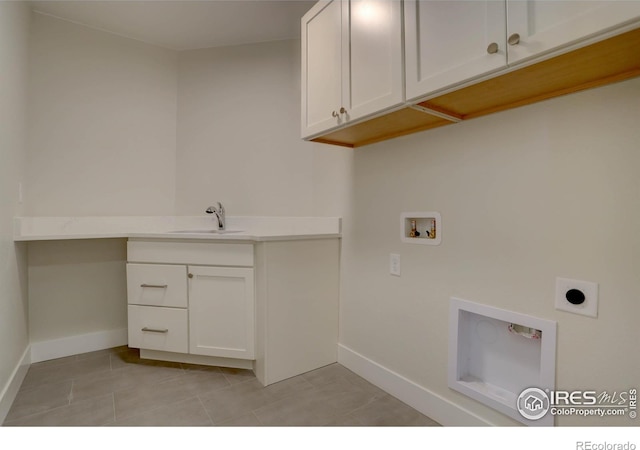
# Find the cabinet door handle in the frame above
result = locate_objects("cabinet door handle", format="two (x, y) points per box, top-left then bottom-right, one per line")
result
(508, 33), (520, 46)
(141, 327), (169, 333)
(339, 107), (347, 115)
(140, 284), (168, 288)
(487, 42), (499, 54)
(331, 110), (339, 118)
(188, 273), (194, 279)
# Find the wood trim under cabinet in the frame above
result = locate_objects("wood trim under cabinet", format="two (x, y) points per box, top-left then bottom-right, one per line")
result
(420, 27), (640, 120)
(309, 27), (640, 148)
(311, 107), (456, 148)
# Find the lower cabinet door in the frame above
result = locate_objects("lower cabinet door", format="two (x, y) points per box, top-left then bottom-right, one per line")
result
(188, 266), (255, 359)
(128, 305), (188, 353)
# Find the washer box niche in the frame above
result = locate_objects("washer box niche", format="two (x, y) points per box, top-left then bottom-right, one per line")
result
(448, 297), (557, 426)
(400, 212), (441, 245)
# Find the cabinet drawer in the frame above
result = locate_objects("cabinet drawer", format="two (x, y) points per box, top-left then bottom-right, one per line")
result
(128, 240), (254, 267)
(127, 263), (187, 308)
(128, 305), (188, 353)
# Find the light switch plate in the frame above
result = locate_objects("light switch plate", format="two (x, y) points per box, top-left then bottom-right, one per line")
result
(390, 253), (401, 276)
(555, 277), (598, 318)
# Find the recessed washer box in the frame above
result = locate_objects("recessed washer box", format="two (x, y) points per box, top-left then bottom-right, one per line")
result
(400, 212), (441, 245)
(448, 297), (557, 426)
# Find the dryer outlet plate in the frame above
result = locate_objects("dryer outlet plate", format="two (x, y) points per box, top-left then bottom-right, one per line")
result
(555, 277), (598, 318)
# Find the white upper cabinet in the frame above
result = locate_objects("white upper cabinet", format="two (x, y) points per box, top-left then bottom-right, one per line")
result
(405, 0), (640, 103)
(348, 0), (404, 122)
(302, 0), (345, 137)
(506, 0), (640, 65)
(301, 0), (403, 138)
(404, 0), (507, 102)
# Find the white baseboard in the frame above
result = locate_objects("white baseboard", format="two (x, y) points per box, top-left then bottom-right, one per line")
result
(30, 328), (128, 363)
(338, 343), (495, 426)
(0, 346), (31, 424)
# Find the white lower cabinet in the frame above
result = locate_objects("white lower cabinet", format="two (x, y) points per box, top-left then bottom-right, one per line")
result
(126, 238), (340, 386)
(188, 266), (255, 360)
(126, 240), (255, 364)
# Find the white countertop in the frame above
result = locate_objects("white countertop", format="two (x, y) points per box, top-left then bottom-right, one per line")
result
(14, 216), (341, 242)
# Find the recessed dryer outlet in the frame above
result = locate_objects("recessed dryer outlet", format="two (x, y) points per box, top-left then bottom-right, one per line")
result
(555, 277), (598, 318)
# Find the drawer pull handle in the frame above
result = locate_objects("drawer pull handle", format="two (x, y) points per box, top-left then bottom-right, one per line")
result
(140, 284), (168, 288)
(142, 327), (169, 333)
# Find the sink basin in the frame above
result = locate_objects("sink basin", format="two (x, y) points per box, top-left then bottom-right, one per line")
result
(169, 229), (244, 234)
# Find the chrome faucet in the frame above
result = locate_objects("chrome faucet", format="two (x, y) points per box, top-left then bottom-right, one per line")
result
(205, 202), (225, 230)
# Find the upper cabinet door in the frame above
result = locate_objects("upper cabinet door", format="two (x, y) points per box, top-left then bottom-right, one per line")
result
(302, 0), (346, 138)
(346, 0), (404, 121)
(302, 0), (403, 139)
(506, 0), (640, 65)
(405, 0), (507, 102)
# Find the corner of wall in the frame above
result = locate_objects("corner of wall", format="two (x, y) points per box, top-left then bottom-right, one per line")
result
(0, 346), (31, 424)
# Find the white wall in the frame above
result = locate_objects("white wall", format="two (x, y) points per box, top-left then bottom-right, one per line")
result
(0, 1), (31, 415)
(27, 239), (127, 344)
(175, 39), (351, 217)
(23, 18), (351, 345)
(26, 13), (178, 216)
(22, 13), (178, 344)
(340, 77), (640, 426)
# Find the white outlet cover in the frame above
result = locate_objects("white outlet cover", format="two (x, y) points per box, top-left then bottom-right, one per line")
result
(390, 253), (401, 277)
(555, 277), (598, 318)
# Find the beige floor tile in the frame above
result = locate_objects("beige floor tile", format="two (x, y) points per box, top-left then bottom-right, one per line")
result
(263, 374), (315, 400)
(324, 414), (366, 426)
(311, 377), (381, 416)
(4, 394), (115, 426)
(114, 377), (200, 420)
(76, 346), (129, 361)
(27, 355), (77, 370)
(252, 388), (341, 426)
(71, 364), (183, 403)
(253, 375), (380, 426)
(302, 363), (355, 387)
(216, 412), (263, 426)
(20, 354), (111, 389)
(71, 355), (113, 379)
(5, 380), (72, 422)
(114, 397), (212, 426)
(199, 379), (278, 424)
(180, 370), (231, 396)
(4, 348), (440, 428)
(219, 366), (256, 385)
(303, 364), (386, 398)
(348, 394), (441, 426)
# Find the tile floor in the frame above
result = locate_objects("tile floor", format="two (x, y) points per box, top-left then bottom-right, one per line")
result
(3, 346), (440, 427)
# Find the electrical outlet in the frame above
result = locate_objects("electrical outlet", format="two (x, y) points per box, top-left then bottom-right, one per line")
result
(390, 253), (401, 276)
(555, 277), (598, 317)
